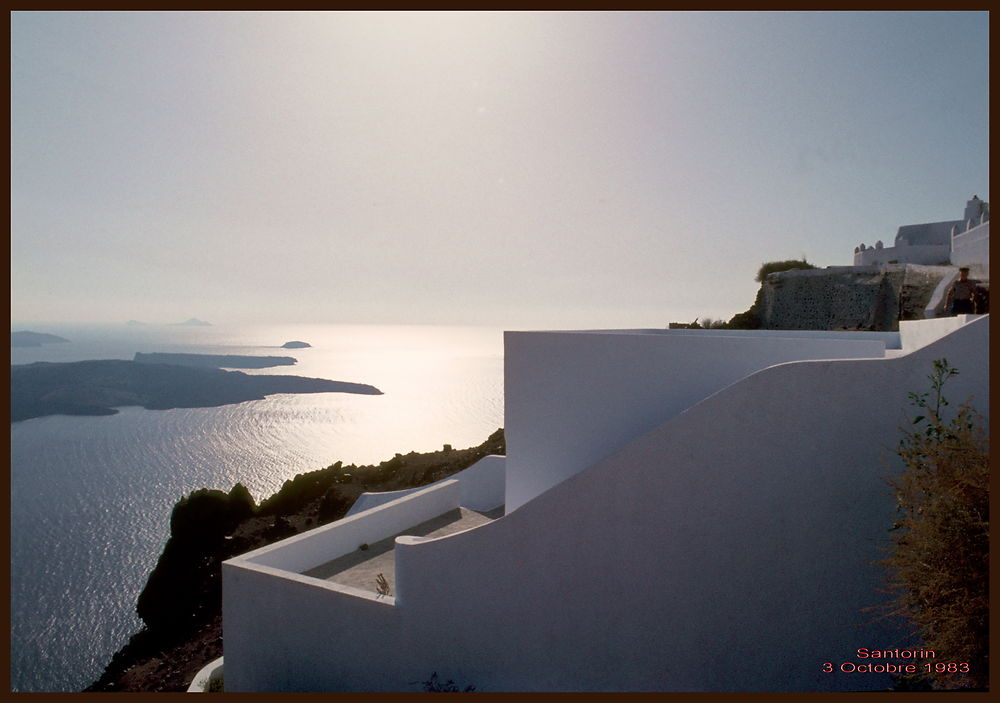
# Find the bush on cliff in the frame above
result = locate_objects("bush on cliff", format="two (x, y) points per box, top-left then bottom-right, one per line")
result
(318, 486), (355, 522)
(882, 360), (988, 690)
(258, 461), (344, 516)
(137, 484), (256, 634)
(755, 257), (817, 282)
(169, 484), (256, 541)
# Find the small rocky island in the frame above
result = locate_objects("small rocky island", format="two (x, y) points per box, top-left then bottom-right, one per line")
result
(10, 360), (381, 422)
(11, 330), (71, 348)
(281, 341), (311, 349)
(134, 352), (297, 369)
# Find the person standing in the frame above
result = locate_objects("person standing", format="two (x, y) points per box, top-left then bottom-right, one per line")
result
(945, 267), (977, 315)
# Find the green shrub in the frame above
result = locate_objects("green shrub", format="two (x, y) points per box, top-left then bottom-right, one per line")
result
(318, 485), (354, 522)
(882, 359), (988, 690)
(725, 306), (760, 329)
(755, 258), (817, 282)
(258, 462), (344, 515)
(169, 484), (255, 543)
(667, 317), (729, 330)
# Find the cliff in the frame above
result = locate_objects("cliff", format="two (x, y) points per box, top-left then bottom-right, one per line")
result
(742, 264), (956, 332)
(84, 429), (506, 692)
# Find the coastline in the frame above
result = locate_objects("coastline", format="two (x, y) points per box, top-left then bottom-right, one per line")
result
(10, 359), (382, 422)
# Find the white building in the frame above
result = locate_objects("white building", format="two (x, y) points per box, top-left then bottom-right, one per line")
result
(221, 314), (988, 692)
(854, 196), (990, 279)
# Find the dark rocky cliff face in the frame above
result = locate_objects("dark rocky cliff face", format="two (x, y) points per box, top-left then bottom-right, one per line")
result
(754, 264), (955, 331)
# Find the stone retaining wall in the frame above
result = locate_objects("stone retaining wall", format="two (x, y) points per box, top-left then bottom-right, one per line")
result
(757, 264), (954, 331)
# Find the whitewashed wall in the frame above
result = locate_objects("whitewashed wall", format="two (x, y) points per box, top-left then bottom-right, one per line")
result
(951, 221), (990, 278)
(244, 481), (459, 572)
(503, 329), (893, 512)
(223, 563), (401, 691)
(346, 455), (505, 517)
(223, 317), (988, 692)
(899, 313), (984, 352)
(853, 243), (950, 266)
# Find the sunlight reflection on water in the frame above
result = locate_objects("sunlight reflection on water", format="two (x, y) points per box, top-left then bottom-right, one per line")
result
(10, 323), (503, 691)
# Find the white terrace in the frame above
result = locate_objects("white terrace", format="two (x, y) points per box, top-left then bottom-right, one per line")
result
(223, 314), (988, 692)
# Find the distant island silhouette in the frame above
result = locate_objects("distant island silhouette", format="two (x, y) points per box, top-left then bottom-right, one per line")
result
(134, 352), (297, 369)
(11, 330), (71, 348)
(10, 360), (382, 422)
(171, 318), (211, 326)
(281, 341), (312, 349)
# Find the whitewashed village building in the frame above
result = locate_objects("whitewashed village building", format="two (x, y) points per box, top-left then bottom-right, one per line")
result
(219, 201), (989, 692)
(854, 196), (989, 279)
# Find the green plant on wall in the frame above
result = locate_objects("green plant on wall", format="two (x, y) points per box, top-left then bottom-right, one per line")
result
(754, 257), (817, 282)
(882, 359), (988, 690)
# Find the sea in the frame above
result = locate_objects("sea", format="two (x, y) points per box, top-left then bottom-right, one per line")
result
(9, 322), (505, 692)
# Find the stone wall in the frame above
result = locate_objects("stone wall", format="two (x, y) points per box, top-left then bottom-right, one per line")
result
(757, 264), (953, 331)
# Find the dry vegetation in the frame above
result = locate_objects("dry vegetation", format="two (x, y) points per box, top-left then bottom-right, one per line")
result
(881, 359), (988, 690)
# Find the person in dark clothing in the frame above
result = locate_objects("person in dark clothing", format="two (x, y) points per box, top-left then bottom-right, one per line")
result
(946, 267), (977, 315)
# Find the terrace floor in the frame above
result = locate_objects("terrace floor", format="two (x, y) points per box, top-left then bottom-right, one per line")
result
(302, 505), (503, 596)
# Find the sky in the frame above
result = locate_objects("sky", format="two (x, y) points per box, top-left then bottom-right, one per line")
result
(11, 11), (989, 329)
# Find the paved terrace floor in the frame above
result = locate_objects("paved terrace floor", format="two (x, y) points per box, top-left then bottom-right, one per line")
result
(302, 506), (504, 596)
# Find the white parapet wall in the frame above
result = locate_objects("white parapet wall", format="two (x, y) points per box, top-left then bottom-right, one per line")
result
(223, 559), (400, 691)
(854, 243), (950, 266)
(503, 328), (896, 512)
(951, 220), (989, 278)
(899, 313), (986, 353)
(187, 657), (224, 693)
(346, 455), (506, 518)
(239, 480), (460, 573)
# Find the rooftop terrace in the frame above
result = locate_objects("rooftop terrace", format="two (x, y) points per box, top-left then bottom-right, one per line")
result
(302, 506), (502, 594)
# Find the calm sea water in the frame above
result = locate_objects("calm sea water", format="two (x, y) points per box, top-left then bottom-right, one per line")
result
(10, 323), (504, 692)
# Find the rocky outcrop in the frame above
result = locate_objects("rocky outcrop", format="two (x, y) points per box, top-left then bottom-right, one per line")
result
(754, 264), (954, 331)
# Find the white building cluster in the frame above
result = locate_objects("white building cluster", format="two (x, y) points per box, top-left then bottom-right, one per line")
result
(854, 196), (990, 279)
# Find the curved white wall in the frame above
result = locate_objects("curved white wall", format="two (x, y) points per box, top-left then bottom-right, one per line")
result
(951, 221), (989, 278)
(503, 330), (892, 512)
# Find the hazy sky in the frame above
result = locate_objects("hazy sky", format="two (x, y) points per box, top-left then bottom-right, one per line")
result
(11, 11), (989, 328)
